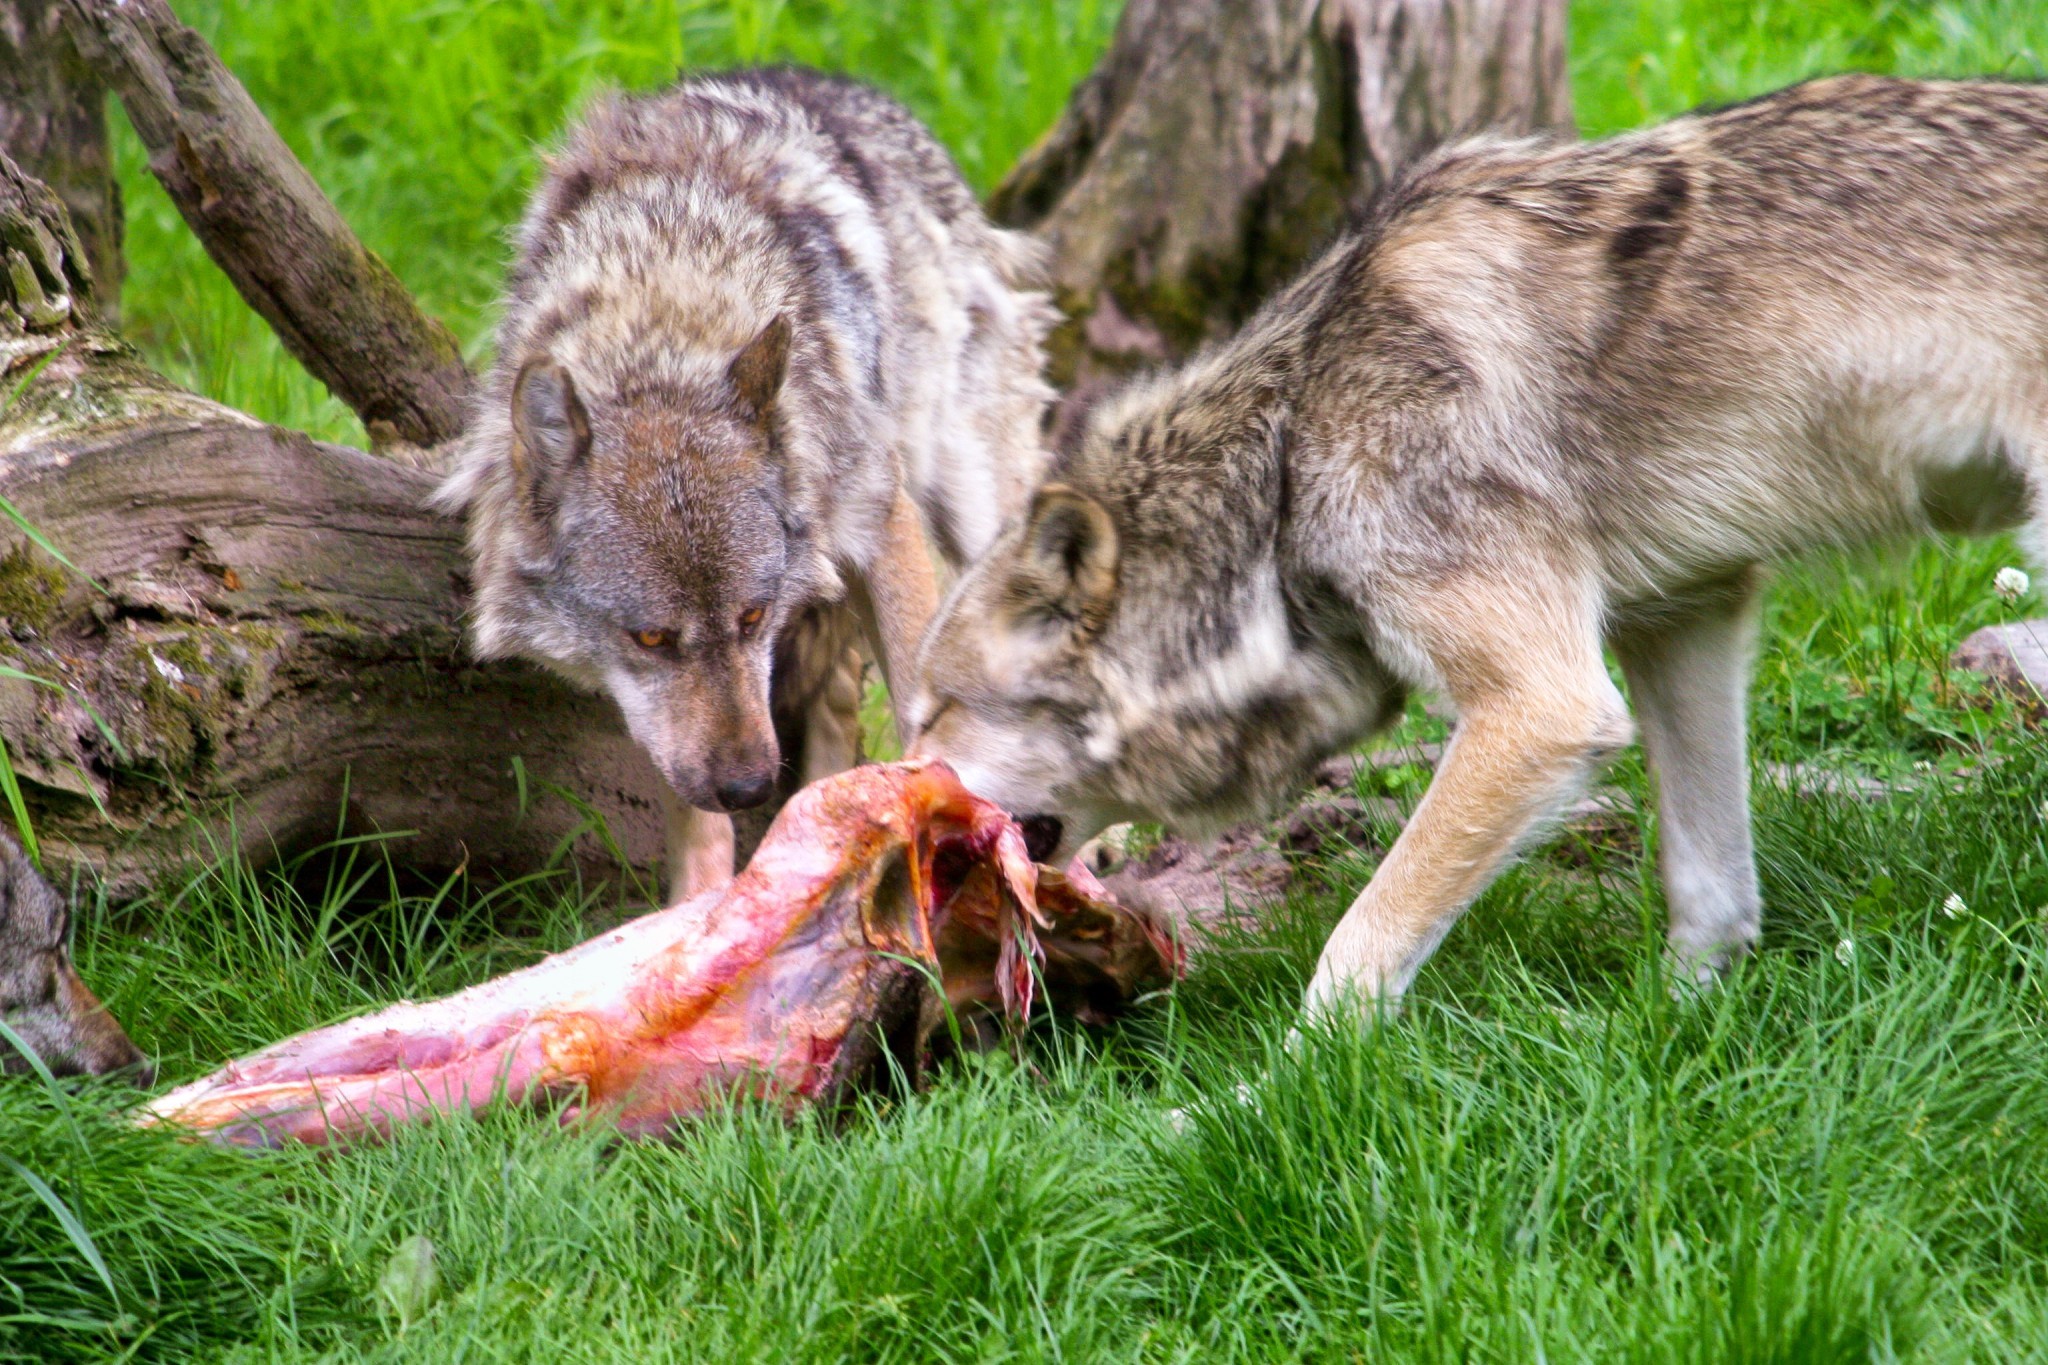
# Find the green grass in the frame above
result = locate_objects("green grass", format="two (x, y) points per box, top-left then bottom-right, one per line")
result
(7, 1), (2048, 1360)
(112, 0), (1120, 447)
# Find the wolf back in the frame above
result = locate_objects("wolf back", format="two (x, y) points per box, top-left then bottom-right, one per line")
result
(912, 75), (2048, 1010)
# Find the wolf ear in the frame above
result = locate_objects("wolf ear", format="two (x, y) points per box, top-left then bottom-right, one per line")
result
(1005, 485), (1119, 638)
(727, 315), (791, 422)
(510, 359), (590, 510)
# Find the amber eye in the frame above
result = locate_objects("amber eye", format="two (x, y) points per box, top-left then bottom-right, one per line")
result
(737, 607), (766, 639)
(632, 629), (674, 651)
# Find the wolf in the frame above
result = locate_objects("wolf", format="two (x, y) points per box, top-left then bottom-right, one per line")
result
(0, 832), (148, 1079)
(909, 75), (2048, 1015)
(435, 68), (1055, 900)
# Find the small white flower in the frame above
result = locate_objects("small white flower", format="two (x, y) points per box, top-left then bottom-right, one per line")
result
(1942, 893), (1967, 919)
(1994, 566), (2031, 604)
(1835, 937), (1856, 965)
(1163, 1079), (1264, 1135)
(2038, 798), (2048, 825)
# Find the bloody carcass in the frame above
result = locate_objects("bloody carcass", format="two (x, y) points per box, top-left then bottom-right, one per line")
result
(143, 760), (1180, 1146)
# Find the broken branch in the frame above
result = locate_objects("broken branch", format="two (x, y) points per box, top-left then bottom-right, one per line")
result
(60, 0), (473, 449)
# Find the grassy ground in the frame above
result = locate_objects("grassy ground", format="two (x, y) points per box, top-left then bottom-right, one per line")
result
(8, 1), (2048, 1360)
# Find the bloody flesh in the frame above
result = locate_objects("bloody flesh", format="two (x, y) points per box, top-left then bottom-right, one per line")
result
(143, 760), (1180, 1146)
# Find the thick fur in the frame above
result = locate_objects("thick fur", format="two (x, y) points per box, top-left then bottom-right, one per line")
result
(0, 832), (147, 1078)
(436, 68), (1055, 895)
(912, 75), (2048, 1012)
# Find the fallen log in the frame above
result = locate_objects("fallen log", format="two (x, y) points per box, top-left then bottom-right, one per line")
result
(0, 151), (665, 899)
(143, 760), (1182, 1145)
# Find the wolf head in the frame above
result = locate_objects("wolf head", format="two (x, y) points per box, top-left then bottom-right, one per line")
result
(438, 316), (835, 812)
(0, 833), (149, 1080)
(910, 360), (1401, 861)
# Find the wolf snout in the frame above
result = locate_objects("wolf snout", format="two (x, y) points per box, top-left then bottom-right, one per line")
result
(655, 745), (778, 814)
(1019, 814), (1065, 863)
(2, 968), (153, 1083)
(712, 767), (777, 812)
(57, 967), (152, 1079)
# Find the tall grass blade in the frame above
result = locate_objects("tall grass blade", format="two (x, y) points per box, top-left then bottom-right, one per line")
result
(0, 735), (42, 868)
(0, 1016), (89, 1156)
(3, 1155), (122, 1311)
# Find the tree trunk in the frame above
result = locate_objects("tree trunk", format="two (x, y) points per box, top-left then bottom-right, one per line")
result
(59, 0), (473, 453)
(0, 0), (120, 318)
(0, 154), (662, 900)
(993, 0), (1571, 439)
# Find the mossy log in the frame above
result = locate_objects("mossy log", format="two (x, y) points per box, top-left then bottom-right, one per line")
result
(0, 155), (663, 900)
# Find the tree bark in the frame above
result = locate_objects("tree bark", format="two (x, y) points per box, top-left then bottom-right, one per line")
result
(0, 146), (92, 344)
(0, 0), (120, 319)
(0, 155), (662, 900)
(57, 0), (472, 452)
(993, 0), (1571, 438)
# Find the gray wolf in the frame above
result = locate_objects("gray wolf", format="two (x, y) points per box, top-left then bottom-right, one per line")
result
(435, 68), (1055, 899)
(909, 75), (2048, 1015)
(0, 831), (148, 1078)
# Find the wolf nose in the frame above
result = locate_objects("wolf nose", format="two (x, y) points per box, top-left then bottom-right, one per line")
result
(714, 771), (775, 812)
(1019, 814), (1064, 863)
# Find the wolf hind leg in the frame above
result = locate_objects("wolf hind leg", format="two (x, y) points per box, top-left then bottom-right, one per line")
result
(1611, 571), (1765, 987)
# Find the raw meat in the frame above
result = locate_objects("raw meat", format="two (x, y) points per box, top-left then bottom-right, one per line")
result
(143, 760), (1180, 1146)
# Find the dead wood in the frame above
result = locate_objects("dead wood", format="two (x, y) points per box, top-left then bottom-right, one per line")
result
(0, 154), (661, 900)
(0, 0), (121, 317)
(0, 147), (92, 343)
(993, 0), (1571, 439)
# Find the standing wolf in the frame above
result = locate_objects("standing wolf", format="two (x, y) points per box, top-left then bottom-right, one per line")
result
(910, 75), (2048, 1015)
(436, 69), (1054, 899)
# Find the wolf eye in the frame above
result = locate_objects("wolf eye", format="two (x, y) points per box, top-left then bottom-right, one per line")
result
(631, 629), (675, 651)
(737, 607), (766, 640)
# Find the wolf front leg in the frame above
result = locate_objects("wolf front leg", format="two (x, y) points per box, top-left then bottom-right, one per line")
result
(1305, 579), (1631, 1014)
(663, 796), (735, 905)
(798, 639), (866, 785)
(851, 490), (941, 744)
(1611, 573), (1765, 986)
